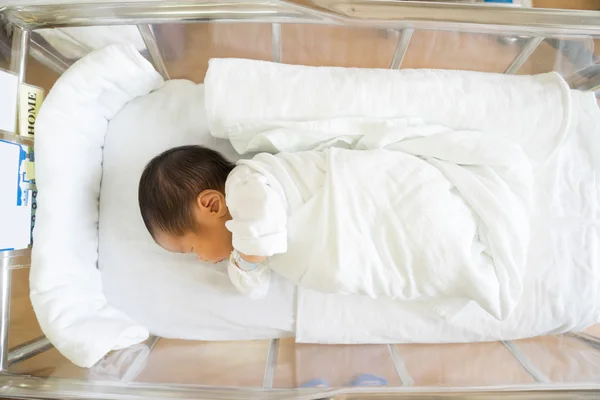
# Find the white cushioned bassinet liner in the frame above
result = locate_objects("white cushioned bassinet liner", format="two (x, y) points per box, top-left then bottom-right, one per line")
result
(32, 44), (600, 368)
(32, 45), (295, 368)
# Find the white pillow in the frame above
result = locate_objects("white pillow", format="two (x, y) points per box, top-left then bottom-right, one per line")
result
(99, 79), (296, 342)
(32, 45), (162, 368)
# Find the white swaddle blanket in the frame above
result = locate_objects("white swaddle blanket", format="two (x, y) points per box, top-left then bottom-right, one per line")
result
(205, 59), (574, 321)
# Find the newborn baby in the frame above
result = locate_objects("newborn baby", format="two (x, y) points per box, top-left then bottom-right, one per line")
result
(138, 145), (283, 299)
(138, 139), (529, 320)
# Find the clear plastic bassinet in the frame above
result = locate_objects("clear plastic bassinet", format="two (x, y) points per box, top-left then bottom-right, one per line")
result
(1, 1), (600, 399)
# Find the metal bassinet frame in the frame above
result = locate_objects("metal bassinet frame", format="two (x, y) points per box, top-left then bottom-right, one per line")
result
(1, 1), (600, 399)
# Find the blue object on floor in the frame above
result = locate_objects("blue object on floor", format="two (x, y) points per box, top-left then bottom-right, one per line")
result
(300, 378), (329, 388)
(350, 374), (388, 386)
(300, 374), (388, 388)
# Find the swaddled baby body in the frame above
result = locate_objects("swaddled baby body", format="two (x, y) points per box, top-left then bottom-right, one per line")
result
(139, 140), (530, 320)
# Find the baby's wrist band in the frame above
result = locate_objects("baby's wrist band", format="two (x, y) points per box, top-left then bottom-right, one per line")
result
(231, 249), (261, 271)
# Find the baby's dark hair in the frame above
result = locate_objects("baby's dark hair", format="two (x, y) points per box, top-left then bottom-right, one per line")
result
(138, 145), (235, 239)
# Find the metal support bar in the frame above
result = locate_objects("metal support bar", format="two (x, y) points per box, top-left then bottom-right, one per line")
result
(566, 64), (600, 92)
(0, 24), (11, 63)
(545, 38), (598, 69)
(262, 338), (279, 388)
(0, 261), (11, 372)
(29, 33), (70, 75)
(6, 2), (600, 37)
(9, 27), (30, 83)
(567, 332), (600, 352)
(504, 36), (544, 74)
(0, 248), (31, 271)
(137, 24), (170, 80)
(271, 23), (282, 63)
(387, 344), (414, 386)
(390, 28), (414, 69)
(8, 337), (53, 366)
(0, 28), (30, 371)
(501, 340), (550, 383)
(120, 336), (160, 382)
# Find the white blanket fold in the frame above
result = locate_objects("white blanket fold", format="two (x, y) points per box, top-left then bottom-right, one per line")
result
(205, 58), (574, 322)
(205, 58), (572, 166)
(241, 123), (532, 320)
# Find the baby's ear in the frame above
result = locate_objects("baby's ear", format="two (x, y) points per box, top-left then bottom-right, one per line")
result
(197, 190), (226, 215)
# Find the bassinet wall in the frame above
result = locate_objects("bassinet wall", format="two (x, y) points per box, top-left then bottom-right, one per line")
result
(2, 1), (600, 399)
(28, 43), (599, 368)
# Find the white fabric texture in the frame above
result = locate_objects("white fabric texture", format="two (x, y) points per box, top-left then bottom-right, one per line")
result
(99, 80), (295, 342)
(227, 258), (272, 300)
(222, 128), (533, 321)
(205, 58), (572, 167)
(205, 58), (600, 340)
(32, 44), (162, 368)
(204, 58), (568, 321)
(225, 165), (288, 257)
(232, 130), (532, 319)
(224, 164), (288, 299)
(298, 90), (600, 344)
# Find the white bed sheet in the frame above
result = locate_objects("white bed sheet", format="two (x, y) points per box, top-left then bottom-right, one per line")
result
(296, 90), (600, 344)
(99, 79), (296, 340)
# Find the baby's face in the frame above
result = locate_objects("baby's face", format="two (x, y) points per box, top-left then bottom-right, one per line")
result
(155, 221), (233, 264)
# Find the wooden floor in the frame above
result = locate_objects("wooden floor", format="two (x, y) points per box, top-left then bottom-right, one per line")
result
(534, 0), (600, 8)
(2, 0), (600, 385)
